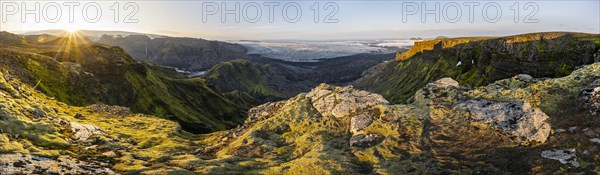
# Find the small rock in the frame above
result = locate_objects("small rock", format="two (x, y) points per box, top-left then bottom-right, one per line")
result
(590, 138), (600, 144)
(515, 74), (533, 81)
(101, 151), (118, 158)
(432, 77), (459, 88)
(70, 122), (107, 141)
(541, 149), (579, 167)
(350, 134), (383, 147)
(27, 108), (46, 118)
(555, 129), (566, 133)
(74, 113), (85, 120)
(582, 150), (590, 156)
(569, 126), (578, 133)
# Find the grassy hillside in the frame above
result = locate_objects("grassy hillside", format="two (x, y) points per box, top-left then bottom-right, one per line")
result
(0, 32), (249, 133)
(356, 32), (600, 103)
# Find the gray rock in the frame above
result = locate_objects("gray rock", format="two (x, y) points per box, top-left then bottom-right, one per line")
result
(306, 84), (388, 119)
(350, 134), (383, 147)
(569, 126), (578, 133)
(70, 122), (107, 141)
(350, 113), (374, 134)
(515, 74), (533, 81)
(590, 138), (600, 144)
(0, 153), (115, 174)
(541, 149), (579, 167)
(581, 86), (600, 114)
(27, 108), (46, 118)
(463, 100), (551, 145)
(432, 77), (459, 88)
(74, 113), (85, 119)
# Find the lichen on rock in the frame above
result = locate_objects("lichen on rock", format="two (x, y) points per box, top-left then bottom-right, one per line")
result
(461, 100), (551, 145)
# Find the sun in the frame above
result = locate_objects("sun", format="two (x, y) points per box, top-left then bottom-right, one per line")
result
(66, 28), (79, 33)
(64, 26), (79, 33)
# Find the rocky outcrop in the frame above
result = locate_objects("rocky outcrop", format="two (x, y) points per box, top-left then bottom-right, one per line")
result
(70, 122), (107, 141)
(306, 84), (388, 136)
(0, 153), (116, 174)
(432, 77), (460, 87)
(582, 84), (600, 115)
(541, 149), (579, 167)
(245, 101), (286, 124)
(462, 100), (551, 145)
(306, 84), (388, 119)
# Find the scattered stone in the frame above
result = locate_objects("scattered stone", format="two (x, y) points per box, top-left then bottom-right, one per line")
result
(590, 138), (600, 144)
(70, 122), (107, 141)
(569, 126), (578, 133)
(582, 150), (590, 156)
(463, 100), (551, 145)
(582, 127), (590, 132)
(432, 77), (459, 88)
(350, 134), (383, 147)
(245, 101), (285, 124)
(27, 108), (45, 118)
(74, 113), (85, 120)
(541, 149), (579, 167)
(101, 151), (118, 158)
(555, 129), (566, 133)
(515, 74), (534, 81)
(86, 104), (131, 116)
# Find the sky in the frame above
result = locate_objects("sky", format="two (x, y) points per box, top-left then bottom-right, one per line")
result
(1, 0), (599, 40)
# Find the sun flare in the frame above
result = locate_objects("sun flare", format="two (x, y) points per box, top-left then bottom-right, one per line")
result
(64, 26), (79, 33)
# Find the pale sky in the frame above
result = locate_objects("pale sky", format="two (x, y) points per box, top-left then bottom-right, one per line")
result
(1, 0), (599, 40)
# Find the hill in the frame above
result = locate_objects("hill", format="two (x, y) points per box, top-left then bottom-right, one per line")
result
(356, 32), (600, 103)
(0, 31), (249, 133)
(96, 34), (248, 71)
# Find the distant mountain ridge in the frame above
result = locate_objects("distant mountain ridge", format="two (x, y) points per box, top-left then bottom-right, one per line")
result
(22, 29), (166, 40)
(97, 34), (249, 71)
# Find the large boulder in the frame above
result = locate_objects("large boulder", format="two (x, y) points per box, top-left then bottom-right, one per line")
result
(306, 84), (389, 119)
(306, 84), (388, 135)
(462, 100), (551, 145)
(70, 122), (107, 141)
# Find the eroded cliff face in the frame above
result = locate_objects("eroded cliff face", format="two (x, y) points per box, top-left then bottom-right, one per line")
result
(360, 32), (600, 103)
(395, 37), (489, 61)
